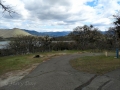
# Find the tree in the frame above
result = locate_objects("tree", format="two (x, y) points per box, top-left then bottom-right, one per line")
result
(113, 13), (120, 47)
(69, 25), (89, 50)
(0, 0), (15, 16)
(105, 27), (116, 50)
(69, 25), (102, 50)
(41, 35), (53, 51)
(113, 13), (120, 58)
(113, 14), (120, 39)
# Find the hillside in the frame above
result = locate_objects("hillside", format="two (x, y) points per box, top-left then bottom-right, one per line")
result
(0, 28), (31, 38)
(24, 30), (71, 37)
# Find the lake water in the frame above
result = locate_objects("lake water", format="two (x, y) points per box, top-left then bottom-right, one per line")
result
(0, 41), (10, 49)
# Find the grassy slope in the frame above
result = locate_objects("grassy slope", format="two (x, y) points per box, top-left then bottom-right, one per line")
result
(70, 55), (120, 75)
(0, 28), (31, 38)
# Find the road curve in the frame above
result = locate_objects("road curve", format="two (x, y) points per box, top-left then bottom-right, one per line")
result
(0, 53), (120, 90)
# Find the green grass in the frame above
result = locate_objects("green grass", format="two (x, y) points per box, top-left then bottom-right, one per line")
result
(70, 55), (120, 75)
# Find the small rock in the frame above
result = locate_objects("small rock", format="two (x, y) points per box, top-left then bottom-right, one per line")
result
(34, 55), (40, 58)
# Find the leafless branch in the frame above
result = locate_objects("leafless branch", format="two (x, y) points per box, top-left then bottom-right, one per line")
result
(0, 0), (16, 17)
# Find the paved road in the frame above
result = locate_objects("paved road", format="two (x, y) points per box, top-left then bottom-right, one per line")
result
(0, 53), (120, 90)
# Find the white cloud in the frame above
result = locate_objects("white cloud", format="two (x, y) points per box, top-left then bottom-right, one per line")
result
(0, 0), (120, 32)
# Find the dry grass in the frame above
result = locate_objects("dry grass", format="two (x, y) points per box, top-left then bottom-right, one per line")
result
(0, 28), (31, 38)
(70, 55), (120, 75)
(0, 50), (82, 76)
(0, 51), (65, 76)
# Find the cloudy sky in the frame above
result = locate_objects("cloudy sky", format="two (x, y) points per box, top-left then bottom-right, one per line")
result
(0, 0), (120, 32)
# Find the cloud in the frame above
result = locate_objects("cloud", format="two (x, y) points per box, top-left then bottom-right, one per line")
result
(0, 0), (120, 32)
(23, 0), (71, 21)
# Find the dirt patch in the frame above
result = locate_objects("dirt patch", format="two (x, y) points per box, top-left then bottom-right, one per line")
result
(0, 63), (39, 87)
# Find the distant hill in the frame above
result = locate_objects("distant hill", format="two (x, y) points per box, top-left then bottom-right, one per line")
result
(0, 28), (31, 38)
(24, 30), (71, 37)
(0, 28), (108, 38)
(24, 30), (108, 37)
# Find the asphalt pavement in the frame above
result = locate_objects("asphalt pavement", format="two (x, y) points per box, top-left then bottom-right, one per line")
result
(0, 53), (120, 90)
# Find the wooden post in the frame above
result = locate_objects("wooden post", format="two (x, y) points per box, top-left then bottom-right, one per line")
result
(105, 51), (108, 57)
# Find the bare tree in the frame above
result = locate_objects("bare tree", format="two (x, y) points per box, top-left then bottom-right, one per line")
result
(0, 0), (16, 16)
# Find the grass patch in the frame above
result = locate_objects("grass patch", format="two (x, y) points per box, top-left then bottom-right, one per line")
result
(70, 55), (120, 75)
(0, 52), (56, 75)
(0, 54), (42, 75)
(0, 50), (82, 76)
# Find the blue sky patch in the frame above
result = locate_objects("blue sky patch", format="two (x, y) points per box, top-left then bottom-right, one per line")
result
(118, 1), (120, 4)
(86, 0), (97, 7)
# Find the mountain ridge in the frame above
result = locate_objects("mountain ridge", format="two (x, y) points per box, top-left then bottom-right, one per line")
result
(0, 28), (107, 38)
(23, 29), (71, 37)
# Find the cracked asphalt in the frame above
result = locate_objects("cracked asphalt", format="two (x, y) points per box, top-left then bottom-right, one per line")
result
(0, 53), (120, 90)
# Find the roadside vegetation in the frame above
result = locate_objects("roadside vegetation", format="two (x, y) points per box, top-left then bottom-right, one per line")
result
(70, 55), (120, 75)
(0, 50), (82, 76)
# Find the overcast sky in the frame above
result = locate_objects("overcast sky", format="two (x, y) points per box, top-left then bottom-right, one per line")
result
(0, 0), (120, 32)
